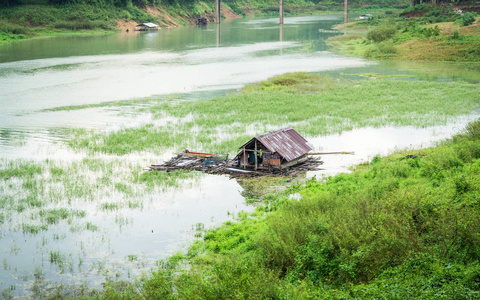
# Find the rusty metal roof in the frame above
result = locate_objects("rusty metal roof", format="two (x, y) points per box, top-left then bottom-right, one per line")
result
(238, 127), (312, 162)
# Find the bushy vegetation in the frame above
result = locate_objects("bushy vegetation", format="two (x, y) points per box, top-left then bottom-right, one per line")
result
(0, 4), (128, 40)
(460, 12), (476, 27)
(366, 23), (397, 42)
(77, 118), (480, 299)
(328, 4), (480, 61)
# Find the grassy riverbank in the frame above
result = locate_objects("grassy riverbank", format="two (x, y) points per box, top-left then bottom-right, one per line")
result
(328, 4), (480, 62)
(0, 1), (214, 41)
(67, 119), (480, 299)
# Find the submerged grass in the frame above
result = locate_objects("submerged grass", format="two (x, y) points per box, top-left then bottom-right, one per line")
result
(0, 153), (197, 237)
(39, 208), (86, 224)
(0, 160), (43, 179)
(66, 73), (480, 156)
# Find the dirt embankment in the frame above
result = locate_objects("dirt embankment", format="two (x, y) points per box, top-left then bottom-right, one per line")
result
(116, 19), (138, 32)
(116, 5), (240, 31)
(221, 7), (241, 19)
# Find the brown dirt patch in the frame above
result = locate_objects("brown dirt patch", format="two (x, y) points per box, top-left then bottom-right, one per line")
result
(402, 12), (426, 18)
(221, 7), (240, 19)
(395, 37), (473, 61)
(116, 19), (138, 32)
(158, 9), (182, 27)
(423, 17), (480, 35)
(143, 5), (181, 27)
(145, 5), (162, 17)
(423, 22), (459, 35)
(243, 9), (256, 16)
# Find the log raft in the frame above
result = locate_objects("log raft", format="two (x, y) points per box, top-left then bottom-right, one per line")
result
(148, 151), (325, 178)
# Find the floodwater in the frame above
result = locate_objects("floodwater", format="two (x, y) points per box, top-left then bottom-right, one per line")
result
(0, 15), (479, 298)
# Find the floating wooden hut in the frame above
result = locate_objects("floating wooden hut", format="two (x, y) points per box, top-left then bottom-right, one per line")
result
(135, 23), (159, 31)
(235, 127), (313, 170)
(149, 127), (325, 177)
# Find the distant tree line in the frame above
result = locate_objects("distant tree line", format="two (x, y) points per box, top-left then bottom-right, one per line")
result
(0, 0), (474, 9)
(0, 0), (162, 7)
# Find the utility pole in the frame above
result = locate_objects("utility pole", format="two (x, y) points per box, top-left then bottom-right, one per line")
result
(216, 0), (221, 24)
(280, 0), (284, 24)
(344, 0), (348, 23)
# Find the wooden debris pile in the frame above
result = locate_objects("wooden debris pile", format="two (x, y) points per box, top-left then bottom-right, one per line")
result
(148, 151), (323, 178)
(149, 152), (227, 173)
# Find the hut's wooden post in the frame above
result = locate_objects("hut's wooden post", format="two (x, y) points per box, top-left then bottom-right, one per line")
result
(254, 140), (258, 170)
(243, 147), (246, 169)
(344, 0), (348, 23)
(268, 152), (271, 172)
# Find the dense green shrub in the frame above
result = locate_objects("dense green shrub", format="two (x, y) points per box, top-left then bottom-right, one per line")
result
(366, 24), (397, 42)
(400, 3), (431, 16)
(453, 29), (460, 39)
(0, 20), (31, 36)
(402, 24), (440, 39)
(461, 12), (477, 27)
(377, 40), (397, 54)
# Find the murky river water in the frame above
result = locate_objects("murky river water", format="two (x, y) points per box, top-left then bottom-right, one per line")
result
(0, 15), (479, 298)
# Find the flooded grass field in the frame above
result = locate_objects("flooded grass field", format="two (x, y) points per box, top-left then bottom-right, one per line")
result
(1, 76), (478, 297)
(1, 15), (479, 298)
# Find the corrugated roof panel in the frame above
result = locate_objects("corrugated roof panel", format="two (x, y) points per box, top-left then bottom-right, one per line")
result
(255, 127), (312, 162)
(139, 23), (159, 28)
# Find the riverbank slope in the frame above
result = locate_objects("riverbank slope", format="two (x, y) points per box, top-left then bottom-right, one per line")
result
(0, 0), (331, 42)
(0, 1), (240, 41)
(327, 4), (480, 62)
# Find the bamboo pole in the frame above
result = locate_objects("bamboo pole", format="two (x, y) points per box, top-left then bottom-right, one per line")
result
(309, 151), (355, 155)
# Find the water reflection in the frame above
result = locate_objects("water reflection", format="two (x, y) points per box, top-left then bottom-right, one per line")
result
(325, 60), (480, 84)
(216, 23), (221, 47)
(307, 118), (479, 178)
(0, 173), (252, 297)
(280, 23), (284, 42)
